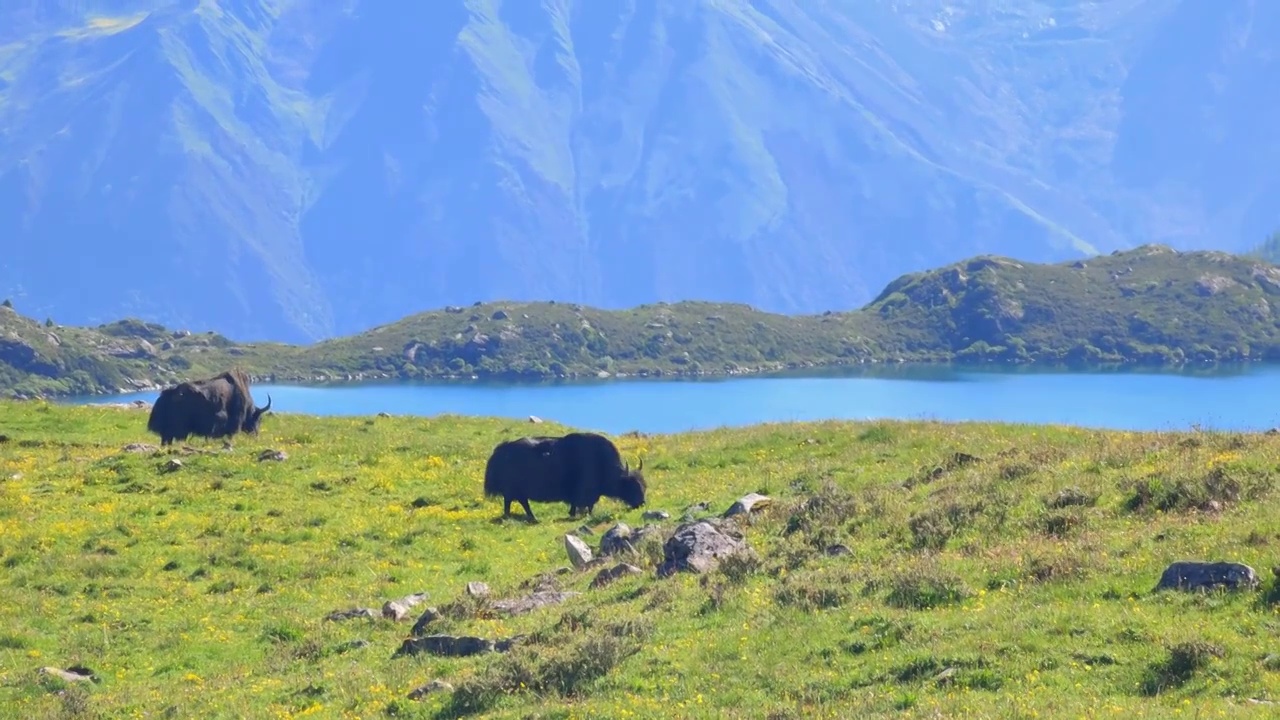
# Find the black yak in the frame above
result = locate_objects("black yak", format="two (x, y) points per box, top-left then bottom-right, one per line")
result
(146, 369), (272, 446)
(483, 432), (646, 522)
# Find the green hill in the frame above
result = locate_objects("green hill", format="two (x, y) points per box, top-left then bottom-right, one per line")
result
(6, 245), (1280, 398)
(0, 402), (1277, 717)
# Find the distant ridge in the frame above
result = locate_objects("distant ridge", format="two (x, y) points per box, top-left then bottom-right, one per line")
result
(5, 246), (1280, 398)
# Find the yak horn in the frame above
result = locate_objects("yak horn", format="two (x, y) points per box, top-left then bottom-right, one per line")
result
(261, 394), (273, 413)
(637, 456), (644, 472)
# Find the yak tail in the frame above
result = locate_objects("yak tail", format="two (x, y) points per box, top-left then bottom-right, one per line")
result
(146, 393), (169, 435)
(482, 456), (505, 498)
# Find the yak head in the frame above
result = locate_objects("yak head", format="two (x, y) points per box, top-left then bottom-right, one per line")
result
(617, 456), (646, 509)
(243, 394), (273, 434)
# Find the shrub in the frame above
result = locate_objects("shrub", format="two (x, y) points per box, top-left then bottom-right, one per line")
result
(1140, 641), (1224, 696)
(885, 564), (971, 610)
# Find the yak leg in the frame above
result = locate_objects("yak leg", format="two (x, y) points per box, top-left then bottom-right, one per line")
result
(503, 497), (514, 517)
(518, 499), (537, 523)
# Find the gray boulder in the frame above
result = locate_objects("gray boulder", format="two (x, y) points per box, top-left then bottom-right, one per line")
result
(599, 523), (636, 557)
(657, 520), (756, 577)
(1155, 561), (1260, 592)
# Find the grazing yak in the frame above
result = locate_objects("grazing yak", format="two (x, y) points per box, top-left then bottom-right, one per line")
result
(483, 431), (646, 522)
(146, 369), (273, 446)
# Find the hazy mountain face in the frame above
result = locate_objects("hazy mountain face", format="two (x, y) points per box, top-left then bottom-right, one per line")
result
(1, 0), (1276, 341)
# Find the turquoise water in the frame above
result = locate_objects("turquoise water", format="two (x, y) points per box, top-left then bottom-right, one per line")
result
(61, 364), (1280, 435)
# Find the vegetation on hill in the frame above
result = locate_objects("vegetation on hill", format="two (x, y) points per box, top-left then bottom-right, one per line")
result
(6, 246), (1280, 398)
(1249, 232), (1280, 264)
(1, 403), (1279, 718)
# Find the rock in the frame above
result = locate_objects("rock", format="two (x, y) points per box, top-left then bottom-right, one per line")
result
(382, 592), (429, 621)
(1267, 427), (1280, 435)
(163, 458), (183, 472)
(122, 443), (158, 454)
(465, 581), (490, 598)
(590, 563), (643, 589)
(529, 415), (543, 424)
(37, 666), (98, 684)
(325, 607), (378, 622)
(491, 309), (509, 320)
(258, 449), (288, 462)
(599, 523), (636, 557)
(642, 510), (671, 521)
(576, 524), (595, 536)
(408, 680), (454, 700)
(657, 520), (756, 578)
(491, 591), (581, 616)
(825, 544), (853, 557)
(1196, 274), (1237, 296)
(394, 634), (525, 658)
(933, 667), (958, 685)
(1155, 561), (1260, 592)
(411, 607), (442, 636)
(377, 412), (391, 418)
(723, 493), (773, 518)
(564, 534), (594, 569)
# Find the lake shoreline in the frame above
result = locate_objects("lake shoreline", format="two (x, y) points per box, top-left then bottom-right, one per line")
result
(41, 356), (1273, 402)
(55, 363), (1280, 436)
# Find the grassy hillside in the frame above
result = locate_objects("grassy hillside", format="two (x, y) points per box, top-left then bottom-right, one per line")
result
(7, 246), (1280, 398)
(1, 402), (1279, 718)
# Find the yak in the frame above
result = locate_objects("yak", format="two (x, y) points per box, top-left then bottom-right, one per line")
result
(146, 369), (272, 446)
(483, 431), (646, 523)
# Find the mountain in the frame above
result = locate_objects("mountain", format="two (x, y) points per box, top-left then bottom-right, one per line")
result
(6, 245), (1280, 398)
(2, 1), (1278, 342)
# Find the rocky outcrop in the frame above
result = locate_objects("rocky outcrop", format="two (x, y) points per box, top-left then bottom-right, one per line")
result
(1155, 561), (1259, 592)
(657, 520), (756, 578)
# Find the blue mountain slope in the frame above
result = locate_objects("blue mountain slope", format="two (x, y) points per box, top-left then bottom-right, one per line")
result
(0, 0), (1277, 342)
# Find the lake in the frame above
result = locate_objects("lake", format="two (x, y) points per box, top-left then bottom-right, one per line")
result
(61, 364), (1280, 435)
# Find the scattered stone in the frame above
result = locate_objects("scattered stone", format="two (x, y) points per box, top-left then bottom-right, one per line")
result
(382, 592), (429, 621)
(258, 449), (288, 462)
(163, 458), (183, 472)
(599, 523), (636, 557)
(657, 520), (756, 577)
(408, 680), (454, 700)
(576, 524), (595, 536)
(1155, 561), (1260, 593)
(723, 493), (773, 518)
(564, 534), (594, 569)
(411, 607), (442, 636)
(825, 544), (853, 557)
(122, 443), (158, 454)
(394, 634), (525, 658)
(554, 566), (573, 575)
(325, 607), (378, 622)
(933, 667), (958, 685)
(590, 563), (643, 589)
(686, 501), (710, 513)
(529, 415), (543, 424)
(491, 309), (509, 320)
(491, 591), (581, 616)
(0, 434), (8, 443)
(465, 581), (490, 598)
(377, 412), (391, 418)
(37, 666), (98, 684)
(1268, 427), (1280, 436)
(642, 510), (670, 521)
(334, 639), (370, 654)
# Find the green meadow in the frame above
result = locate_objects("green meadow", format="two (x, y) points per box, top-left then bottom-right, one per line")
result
(1, 400), (1279, 719)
